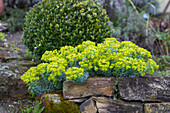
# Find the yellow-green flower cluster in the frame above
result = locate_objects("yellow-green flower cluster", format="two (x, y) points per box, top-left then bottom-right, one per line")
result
(76, 40), (96, 52)
(21, 37), (159, 86)
(65, 67), (84, 80)
(147, 59), (159, 75)
(59, 46), (77, 58)
(73, 37), (158, 76)
(78, 44), (98, 70)
(47, 62), (66, 81)
(21, 63), (48, 83)
(97, 59), (110, 71)
(119, 41), (152, 59)
(114, 57), (147, 76)
(41, 50), (59, 62)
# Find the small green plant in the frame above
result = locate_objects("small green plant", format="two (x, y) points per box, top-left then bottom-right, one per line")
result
(23, 49), (35, 60)
(155, 29), (169, 57)
(32, 101), (44, 113)
(21, 37), (159, 95)
(23, 0), (114, 57)
(18, 100), (44, 113)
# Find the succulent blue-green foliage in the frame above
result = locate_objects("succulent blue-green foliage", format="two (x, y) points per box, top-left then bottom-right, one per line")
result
(72, 71), (89, 84)
(27, 71), (63, 95)
(94, 68), (112, 76)
(23, 0), (114, 57)
(28, 79), (61, 95)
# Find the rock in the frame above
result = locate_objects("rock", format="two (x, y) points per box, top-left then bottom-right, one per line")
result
(19, 61), (39, 67)
(68, 97), (88, 103)
(1, 66), (9, 69)
(63, 77), (115, 99)
(0, 75), (29, 100)
(40, 93), (80, 113)
(9, 80), (29, 99)
(80, 97), (97, 113)
(119, 76), (170, 102)
(0, 70), (17, 78)
(0, 56), (20, 60)
(93, 97), (143, 113)
(41, 94), (61, 104)
(144, 103), (170, 113)
(40, 93), (62, 112)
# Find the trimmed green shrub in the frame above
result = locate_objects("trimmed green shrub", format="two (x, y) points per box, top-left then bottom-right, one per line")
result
(23, 0), (114, 57)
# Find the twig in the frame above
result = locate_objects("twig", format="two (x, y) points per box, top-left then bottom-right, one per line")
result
(163, 0), (170, 13)
(155, 40), (163, 56)
(162, 56), (170, 65)
(165, 45), (169, 56)
(128, 0), (139, 14)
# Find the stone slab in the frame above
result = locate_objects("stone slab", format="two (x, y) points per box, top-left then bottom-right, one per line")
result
(93, 97), (143, 113)
(63, 77), (115, 99)
(80, 97), (97, 113)
(119, 76), (170, 102)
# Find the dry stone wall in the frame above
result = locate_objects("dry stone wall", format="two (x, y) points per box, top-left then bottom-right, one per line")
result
(63, 76), (170, 113)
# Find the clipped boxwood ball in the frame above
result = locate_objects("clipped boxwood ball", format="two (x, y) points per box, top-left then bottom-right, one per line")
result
(23, 0), (114, 57)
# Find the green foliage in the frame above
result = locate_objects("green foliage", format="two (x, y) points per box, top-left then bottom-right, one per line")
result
(44, 94), (80, 113)
(0, 32), (5, 41)
(0, 0), (41, 33)
(112, 76), (119, 100)
(152, 70), (170, 77)
(0, 7), (27, 33)
(21, 38), (159, 95)
(155, 29), (169, 56)
(97, 0), (160, 52)
(153, 55), (170, 71)
(107, 1), (153, 50)
(23, 0), (114, 57)
(114, 7), (148, 46)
